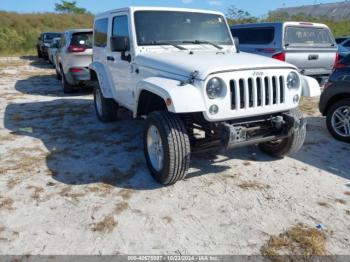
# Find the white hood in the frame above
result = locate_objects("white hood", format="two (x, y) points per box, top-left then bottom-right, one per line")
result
(135, 50), (296, 80)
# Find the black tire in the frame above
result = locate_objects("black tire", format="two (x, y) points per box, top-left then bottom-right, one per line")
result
(93, 84), (118, 122)
(37, 48), (42, 58)
(56, 67), (62, 80)
(144, 111), (191, 185)
(60, 67), (74, 94)
(259, 109), (306, 157)
(326, 98), (350, 143)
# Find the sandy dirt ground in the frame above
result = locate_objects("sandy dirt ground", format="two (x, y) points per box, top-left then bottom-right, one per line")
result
(0, 56), (349, 256)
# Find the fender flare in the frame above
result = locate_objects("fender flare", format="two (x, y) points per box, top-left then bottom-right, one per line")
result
(135, 77), (205, 115)
(300, 75), (321, 97)
(89, 62), (114, 98)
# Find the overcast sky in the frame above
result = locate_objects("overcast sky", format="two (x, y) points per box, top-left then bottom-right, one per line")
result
(0, 0), (342, 16)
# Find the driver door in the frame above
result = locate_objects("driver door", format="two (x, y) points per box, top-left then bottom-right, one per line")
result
(107, 13), (135, 108)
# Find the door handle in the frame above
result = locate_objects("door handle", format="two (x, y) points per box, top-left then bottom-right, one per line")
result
(107, 56), (115, 62)
(308, 54), (319, 60)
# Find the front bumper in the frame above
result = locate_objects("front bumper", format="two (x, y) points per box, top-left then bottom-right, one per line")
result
(221, 112), (305, 149)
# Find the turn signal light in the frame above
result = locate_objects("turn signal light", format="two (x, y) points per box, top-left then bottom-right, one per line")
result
(333, 52), (339, 69)
(272, 52), (286, 62)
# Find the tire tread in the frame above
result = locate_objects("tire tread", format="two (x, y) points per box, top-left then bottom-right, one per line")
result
(259, 109), (306, 157)
(145, 111), (190, 185)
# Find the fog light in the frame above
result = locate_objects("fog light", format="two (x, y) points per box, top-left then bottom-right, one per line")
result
(293, 95), (300, 103)
(209, 105), (219, 115)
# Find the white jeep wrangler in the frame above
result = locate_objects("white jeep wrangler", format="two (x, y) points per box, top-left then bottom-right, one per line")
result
(90, 7), (320, 185)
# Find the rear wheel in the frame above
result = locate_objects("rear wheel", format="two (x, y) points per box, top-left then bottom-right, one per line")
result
(259, 109), (306, 157)
(93, 84), (118, 122)
(144, 111), (191, 185)
(60, 66), (74, 94)
(326, 99), (350, 143)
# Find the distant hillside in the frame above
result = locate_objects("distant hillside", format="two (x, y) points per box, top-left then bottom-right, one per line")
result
(273, 1), (350, 21)
(0, 12), (93, 55)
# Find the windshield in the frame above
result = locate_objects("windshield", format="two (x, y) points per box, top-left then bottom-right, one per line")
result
(134, 11), (232, 46)
(285, 26), (335, 47)
(44, 33), (62, 42)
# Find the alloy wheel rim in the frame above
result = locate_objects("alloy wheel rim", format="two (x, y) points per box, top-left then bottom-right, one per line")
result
(331, 105), (350, 137)
(147, 125), (164, 172)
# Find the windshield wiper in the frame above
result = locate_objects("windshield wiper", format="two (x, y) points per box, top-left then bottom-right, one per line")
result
(144, 41), (187, 50)
(182, 40), (223, 50)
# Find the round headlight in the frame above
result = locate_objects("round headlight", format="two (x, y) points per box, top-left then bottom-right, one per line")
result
(287, 72), (300, 89)
(206, 77), (224, 99)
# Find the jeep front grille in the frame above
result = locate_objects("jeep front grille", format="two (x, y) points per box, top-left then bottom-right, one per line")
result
(230, 76), (285, 110)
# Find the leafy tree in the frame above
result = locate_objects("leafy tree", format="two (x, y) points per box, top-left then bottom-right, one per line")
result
(54, 1), (87, 14)
(226, 5), (258, 25)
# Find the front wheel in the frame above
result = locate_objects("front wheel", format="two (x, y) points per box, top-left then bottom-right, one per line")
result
(259, 109), (306, 157)
(37, 48), (42, 58)
(326, 99), (350, 143)
(144, 111), (191, 185)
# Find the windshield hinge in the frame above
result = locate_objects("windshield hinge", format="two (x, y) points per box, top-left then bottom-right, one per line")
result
(179, 71), (199, 86)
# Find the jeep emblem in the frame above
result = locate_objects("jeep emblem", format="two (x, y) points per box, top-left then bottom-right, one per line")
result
(253, 71), (264, 77)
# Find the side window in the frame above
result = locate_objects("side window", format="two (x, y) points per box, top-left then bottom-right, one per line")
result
(112, 15), (129, 38)
(231, 27), (275, 45)
(94, 18), (108, 48)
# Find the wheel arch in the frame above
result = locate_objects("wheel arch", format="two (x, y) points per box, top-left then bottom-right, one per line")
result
(135, 77), (205, 117)
(136, 90), (168, 117)
(300, 75), (321, 97)
(324, 94), (350, 115)
(89, 62), (113, 98)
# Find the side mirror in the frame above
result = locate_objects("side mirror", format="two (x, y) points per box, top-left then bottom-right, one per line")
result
(110, 36), (130, 52)
(233, 37), (240, 53)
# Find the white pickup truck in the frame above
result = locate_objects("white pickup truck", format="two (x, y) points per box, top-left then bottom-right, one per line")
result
(89, 7), (320, 185)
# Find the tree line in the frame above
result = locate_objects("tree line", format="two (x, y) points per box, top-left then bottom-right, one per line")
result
(1, 2), (350, 55)
(226, 7), (350, 37)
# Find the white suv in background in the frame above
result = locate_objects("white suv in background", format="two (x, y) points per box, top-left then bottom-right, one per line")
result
(56, 29), (93, 93)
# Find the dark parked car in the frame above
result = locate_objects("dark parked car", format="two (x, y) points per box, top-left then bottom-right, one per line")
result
(37, 32), (62, 60)
(338, 45), (350, 60)
(319, 54), (350, 142)
(336, 36), (350, 48)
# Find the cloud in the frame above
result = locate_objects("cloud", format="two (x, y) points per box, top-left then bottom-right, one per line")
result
(182, 0), (193, 4)
(207, 0), (223, 6)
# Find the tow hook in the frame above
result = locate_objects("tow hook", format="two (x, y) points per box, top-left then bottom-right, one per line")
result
(271, 116), (285, 129)
(221, 124), (247, 149)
